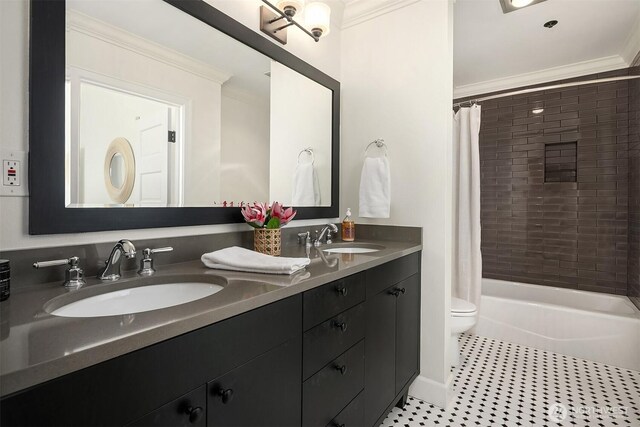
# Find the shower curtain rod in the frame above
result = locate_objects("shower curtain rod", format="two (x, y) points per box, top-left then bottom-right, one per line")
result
(453, 74), (640, 108)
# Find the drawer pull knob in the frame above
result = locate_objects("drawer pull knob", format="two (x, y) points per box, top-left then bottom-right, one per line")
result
(217, 388), (234, 404)
(335, 285), (348, 296)
(333, 321), (348, 332)
(389, 287), (406, 297)
(185, 406), (203, 423)
(335, 364), (348, 375)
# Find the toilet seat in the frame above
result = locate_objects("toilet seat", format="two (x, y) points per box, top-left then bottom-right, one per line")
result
(452, 297), (477, 317)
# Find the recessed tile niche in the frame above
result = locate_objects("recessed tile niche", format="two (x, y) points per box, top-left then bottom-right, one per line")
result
(544, 142), (577, 183)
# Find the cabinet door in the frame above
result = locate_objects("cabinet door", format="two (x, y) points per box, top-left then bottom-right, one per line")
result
(394, 274), (420, 394)
(207, 338), (301, 427)
(363, 287), (396, 427)
(127, 386), (206, 427)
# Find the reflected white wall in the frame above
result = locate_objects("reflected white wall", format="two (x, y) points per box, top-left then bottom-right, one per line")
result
(220, 88), (270, 204)
(269, 61), (332, 206)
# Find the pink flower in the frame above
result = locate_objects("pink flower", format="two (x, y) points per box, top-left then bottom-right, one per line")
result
(241, 202), (296, 229)
(241, 202), (267, 228)
(270, 202), (297, 226)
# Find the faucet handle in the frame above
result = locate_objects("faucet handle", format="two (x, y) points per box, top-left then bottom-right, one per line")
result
(297, 232), (307, 245)
(33, 256), (86, 289)
(33, 257), (76, 269)
(326, 229), (334, 245)
(138, 247), (173, 276)
(144, 247), (173, 256)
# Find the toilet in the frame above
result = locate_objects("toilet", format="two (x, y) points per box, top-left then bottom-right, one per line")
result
(451, 297), (478, 366)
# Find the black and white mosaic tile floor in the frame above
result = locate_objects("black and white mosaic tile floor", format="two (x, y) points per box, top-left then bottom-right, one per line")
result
(381, 334), (640, 427)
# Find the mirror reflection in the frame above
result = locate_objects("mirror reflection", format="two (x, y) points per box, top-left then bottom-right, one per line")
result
(109, 153), (125, 189)
(65, 0), (332, 208)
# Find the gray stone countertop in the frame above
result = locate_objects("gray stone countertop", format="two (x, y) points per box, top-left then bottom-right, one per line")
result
(0, 239), (421, 397)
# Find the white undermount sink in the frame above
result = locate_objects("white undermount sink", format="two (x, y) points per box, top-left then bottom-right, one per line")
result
(322, 243), (384, 254)
(49, 282), (223, 318)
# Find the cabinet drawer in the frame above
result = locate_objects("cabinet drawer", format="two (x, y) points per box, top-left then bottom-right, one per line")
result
(365, 253), (420, 296)
(127, 386), (206, 427)
(303, 273), (365, 330)
(327, 391), (364, 427)
(207, 338), (301, 427)
(303, 340), (365, 427)
(303, 303), (365, 380)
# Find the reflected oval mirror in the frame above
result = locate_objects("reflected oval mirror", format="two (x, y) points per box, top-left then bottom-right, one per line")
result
(109, 153), (125, 189)
(103, 137), (136, 204)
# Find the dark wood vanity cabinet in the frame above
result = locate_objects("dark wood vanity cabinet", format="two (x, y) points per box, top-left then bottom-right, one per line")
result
(301, 272), (366, 427)
(0, 253), (421, 427)
(364, 255), (421, 427)
(0, 296), (302, 427)
(206, 338), (301, 427)
(127, 386), (207, 427)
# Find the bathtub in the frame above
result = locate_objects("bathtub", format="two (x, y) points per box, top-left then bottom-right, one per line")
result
(475, 278), (640, 371)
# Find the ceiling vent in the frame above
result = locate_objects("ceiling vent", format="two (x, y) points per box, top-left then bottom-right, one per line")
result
(499, 0), (547, 14)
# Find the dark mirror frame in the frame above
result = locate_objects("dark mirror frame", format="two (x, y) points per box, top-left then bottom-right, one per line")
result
(29, 0), (340, 235)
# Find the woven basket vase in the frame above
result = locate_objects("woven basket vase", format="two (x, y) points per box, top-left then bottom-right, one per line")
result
(254, 228), (281, 256)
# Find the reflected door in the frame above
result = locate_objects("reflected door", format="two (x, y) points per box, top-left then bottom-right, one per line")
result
(136, 110), (170, 206)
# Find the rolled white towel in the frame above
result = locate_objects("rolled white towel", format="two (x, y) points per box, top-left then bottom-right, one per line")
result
(201, 246), (310, 275)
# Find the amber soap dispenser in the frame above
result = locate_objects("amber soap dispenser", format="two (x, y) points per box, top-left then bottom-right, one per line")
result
(342, 208), (355, 242)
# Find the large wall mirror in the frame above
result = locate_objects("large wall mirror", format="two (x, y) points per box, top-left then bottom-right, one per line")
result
(29, 0), (340, 234)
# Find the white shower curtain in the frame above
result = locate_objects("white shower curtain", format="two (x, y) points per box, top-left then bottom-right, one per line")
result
(453, 105), (482, 308)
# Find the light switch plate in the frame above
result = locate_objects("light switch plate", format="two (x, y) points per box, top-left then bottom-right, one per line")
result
(1, 150), (28, 197)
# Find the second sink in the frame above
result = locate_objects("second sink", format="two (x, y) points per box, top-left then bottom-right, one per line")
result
(322, 243), (385, 254)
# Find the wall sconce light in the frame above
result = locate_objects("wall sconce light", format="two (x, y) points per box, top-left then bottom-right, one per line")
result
(260, 0), (330, 45)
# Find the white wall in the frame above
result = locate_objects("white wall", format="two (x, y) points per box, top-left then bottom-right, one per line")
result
(220, 88), (270, 204)
(0, 0), (341, 250)
(269, 61), (332, 206)
(340, 0), (455, 407)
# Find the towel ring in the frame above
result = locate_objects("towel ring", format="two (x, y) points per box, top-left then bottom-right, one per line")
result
(364, 139), (387, 157)
(297, 148), (315, 165)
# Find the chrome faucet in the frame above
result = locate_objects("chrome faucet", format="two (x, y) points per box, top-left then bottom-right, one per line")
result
(314, 224), (338, 246)
(98, 239), (136, 280)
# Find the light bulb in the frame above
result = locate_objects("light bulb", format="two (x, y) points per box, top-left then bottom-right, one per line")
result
(511, 0), (534, 7)
(305, 2), (330, 38)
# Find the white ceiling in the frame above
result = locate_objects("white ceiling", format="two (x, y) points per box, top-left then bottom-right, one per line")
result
(454, 0), (640, 94)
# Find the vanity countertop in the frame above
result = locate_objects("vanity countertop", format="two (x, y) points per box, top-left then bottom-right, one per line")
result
(0, 239), (421, 397)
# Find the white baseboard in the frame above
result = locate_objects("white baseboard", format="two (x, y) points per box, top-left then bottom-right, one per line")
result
(408, 373), (455, 409)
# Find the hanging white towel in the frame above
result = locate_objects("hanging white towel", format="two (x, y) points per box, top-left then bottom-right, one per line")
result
(201, 246), (310, 275)
(359, 156), (391, 218)
(292, 162), (321, 206)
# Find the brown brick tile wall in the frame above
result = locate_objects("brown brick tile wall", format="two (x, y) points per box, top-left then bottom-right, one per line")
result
(456, 69), (631, 294)
(628, 67), (640, 309)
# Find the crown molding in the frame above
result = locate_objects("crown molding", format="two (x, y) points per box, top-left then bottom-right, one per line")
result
(621, 12), (640, 66)
(222, 85), (269, 106)
(454, 55), (628, 98)
(341, 0), (420, 29)
(66, 10), (232, 85)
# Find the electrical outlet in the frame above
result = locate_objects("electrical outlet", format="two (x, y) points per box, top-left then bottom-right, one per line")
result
(1, 151), (28, 197)
(4, 160), (20, 186)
